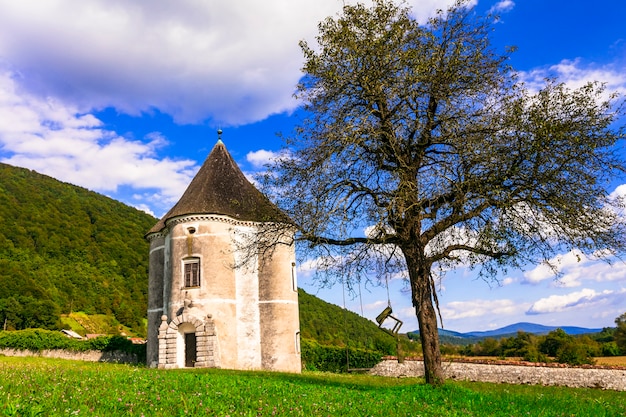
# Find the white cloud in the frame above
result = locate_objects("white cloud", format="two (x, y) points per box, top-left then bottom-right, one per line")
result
(527, 288), (625, 314)
(441, 298), (528, 320)
(522, 249), (626, 287)
(489, 0), (515, 14)
(519, 58), (626, 98)
(0, 69), (197, 214)
(246, 149), (281, 169)
(608, 184), (626, 220)
(522, 250), (589, 285)
(131, 203), (156, 217)
(0, 0), (336, 125)
(0, 0), (473, 127)
(403, 0), (477, 22)
(364, 300), (389, 311)
(501, 277), (516, 286)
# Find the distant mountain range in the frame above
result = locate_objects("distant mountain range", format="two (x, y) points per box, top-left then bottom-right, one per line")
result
(440, 322), (603, 339)
(409, 322), (605, 344)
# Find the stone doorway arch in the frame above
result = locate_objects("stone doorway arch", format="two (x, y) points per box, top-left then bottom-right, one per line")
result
(157, 313), (219, 369)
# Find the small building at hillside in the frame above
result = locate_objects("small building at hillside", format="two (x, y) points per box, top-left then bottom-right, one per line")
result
(145, 136), (301, 372)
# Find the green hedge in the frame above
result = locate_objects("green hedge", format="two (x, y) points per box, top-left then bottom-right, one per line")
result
(301, 338), (382, 372)
(1, 331), (384, 372)
(0, 329), (145, 361)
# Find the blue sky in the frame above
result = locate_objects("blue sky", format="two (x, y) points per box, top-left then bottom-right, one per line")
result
(0, 0), (625, 333)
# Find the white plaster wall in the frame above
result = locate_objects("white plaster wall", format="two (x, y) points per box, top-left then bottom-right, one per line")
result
(155, 215), (300, 372)
(233, 226), (262, 369)
(163, 233), (172, 315)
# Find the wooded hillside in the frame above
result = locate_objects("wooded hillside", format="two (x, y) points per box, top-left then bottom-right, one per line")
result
(0, 163), (156, 335)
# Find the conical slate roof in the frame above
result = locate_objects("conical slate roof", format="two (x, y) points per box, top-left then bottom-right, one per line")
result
(147, 140), (291, 235)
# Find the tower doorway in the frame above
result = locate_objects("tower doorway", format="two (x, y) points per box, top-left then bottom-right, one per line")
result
(185, 332), (197, 367)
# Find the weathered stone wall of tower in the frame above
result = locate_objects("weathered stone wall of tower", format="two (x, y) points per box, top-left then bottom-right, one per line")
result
(156, 215), (301, 372)
(258, 235), (301, 373)
(146, 234), (165, 366)
(166, 216), (247, 370)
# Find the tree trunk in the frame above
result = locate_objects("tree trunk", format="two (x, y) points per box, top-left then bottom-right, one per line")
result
(406, 253), (444, 385)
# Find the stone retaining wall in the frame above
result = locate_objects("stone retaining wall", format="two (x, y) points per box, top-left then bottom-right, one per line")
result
(0, 348), (139, 364)
(370, 359), (626, 391)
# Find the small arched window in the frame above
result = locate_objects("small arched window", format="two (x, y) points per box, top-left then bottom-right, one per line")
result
(183, 257), (201, 288)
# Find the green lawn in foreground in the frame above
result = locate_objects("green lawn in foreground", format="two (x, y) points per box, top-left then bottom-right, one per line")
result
(0, 356), (623, 416)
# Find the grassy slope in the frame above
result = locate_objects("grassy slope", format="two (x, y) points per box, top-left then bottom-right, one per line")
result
(0, 356), (623, 416)
(59, 312), (136, 336)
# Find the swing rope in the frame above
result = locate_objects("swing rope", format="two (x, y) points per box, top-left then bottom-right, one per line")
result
(384, 272), (392, 308)
(341, 262), (350, 370)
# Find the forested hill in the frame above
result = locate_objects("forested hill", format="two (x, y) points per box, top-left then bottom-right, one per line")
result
(0, 163), (157, 335)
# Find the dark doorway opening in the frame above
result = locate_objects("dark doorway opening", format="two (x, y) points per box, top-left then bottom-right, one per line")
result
(185, 333), (197, 367)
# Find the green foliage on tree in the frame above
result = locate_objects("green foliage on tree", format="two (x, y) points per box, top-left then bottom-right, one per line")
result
(259, 0), (625, 384)
(539, 328), (572, 357)
(601, 342), (621, 357)
(495, 331), (550, 362)
(0, 296), (61, 330)
(591, 327), (615, 344)
(0, 163), (156, 335)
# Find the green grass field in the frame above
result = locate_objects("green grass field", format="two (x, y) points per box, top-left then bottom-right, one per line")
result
(0, 356), (624, 416)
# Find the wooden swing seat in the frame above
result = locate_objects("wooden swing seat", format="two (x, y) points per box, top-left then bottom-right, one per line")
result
(375, 306), (403, 335)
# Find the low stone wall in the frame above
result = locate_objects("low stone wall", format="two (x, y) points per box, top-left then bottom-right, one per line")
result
(0, 348), (139, 364)
(370, 359), (626, 391)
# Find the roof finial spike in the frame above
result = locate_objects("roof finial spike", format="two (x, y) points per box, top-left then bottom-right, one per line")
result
(217, 128), (223, 144)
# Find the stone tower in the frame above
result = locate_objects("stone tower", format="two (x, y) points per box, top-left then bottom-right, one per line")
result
(145, 138), (301, 372)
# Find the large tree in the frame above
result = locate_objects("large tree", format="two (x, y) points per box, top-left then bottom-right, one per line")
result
(260, 0), (625, 385)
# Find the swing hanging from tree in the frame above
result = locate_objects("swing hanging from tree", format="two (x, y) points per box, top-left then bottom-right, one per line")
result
(341, 271), (404, 372)
(375, 274), (403, 336)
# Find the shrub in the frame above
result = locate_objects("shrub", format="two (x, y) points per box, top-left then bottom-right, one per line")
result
(478, 338), (502, 357)
(0, 329), (75, 351)
(520, 344), (549, 363)
(86, 335), (131, 352)
(601, 341), (622, 357)
(0, 329), (145, 362)
(301, 339), (382, 372)
(440, 343), (461, 356)
(556, 342), (595, 366)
